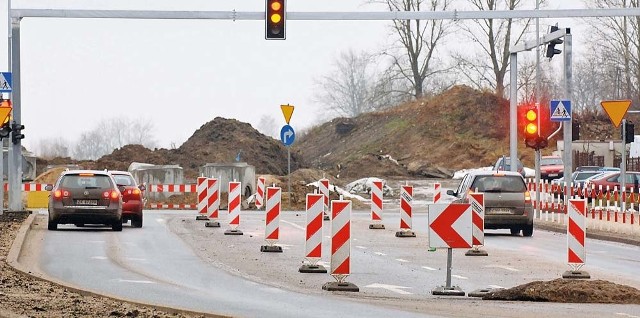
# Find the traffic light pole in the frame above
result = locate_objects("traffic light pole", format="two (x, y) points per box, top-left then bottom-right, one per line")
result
(562, 31), (573, 195)
(621, 119), (627, 213)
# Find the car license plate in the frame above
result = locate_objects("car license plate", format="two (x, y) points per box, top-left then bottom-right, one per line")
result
(490, 208), (512, 214)
(549, 173), (558, 177)
(75, 199), (98, 206)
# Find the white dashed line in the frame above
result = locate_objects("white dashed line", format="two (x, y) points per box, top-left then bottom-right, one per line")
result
(91, 256), (107, 260)
(489, 284), (505, 289)
(422, 266), (438, 271)
(374, 252), (387, 256)
(452, 275), (468, 280)
(282, 220), (305, 231)
(355, 246), (367, 249)
(116, 279), (155, 284)
(616, 313), (640, 318)
(395, 258), (409, 263)
(485, 265), (520, 272)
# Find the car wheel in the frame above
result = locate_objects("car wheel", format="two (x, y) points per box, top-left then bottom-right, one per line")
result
(132, 216), (143, 228)
(112, 220), (123, 231)
(522, 225), (534, 237)
(48, 218), (58, 231)
(510, 228), (521, 235)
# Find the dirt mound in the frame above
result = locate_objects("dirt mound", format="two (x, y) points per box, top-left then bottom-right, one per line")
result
(32, 167), (66, 184)
(484, 278), (640, 304)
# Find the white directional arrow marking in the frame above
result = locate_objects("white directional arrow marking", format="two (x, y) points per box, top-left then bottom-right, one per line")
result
(365, 283), (413, 295)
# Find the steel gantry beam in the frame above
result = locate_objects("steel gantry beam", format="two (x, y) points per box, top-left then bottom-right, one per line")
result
(6, 7), (640, 211)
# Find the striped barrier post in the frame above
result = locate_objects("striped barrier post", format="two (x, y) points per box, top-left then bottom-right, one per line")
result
(466, 193), (487, 256)
(433, 183), (441, 203)
(299, 192), (327, 273)
(148, 203), (196, 210)
(205, 178), (221, 228)
(369, 180), (385, 229)
(319, 178), (330, 220)
(563, 199), (590, 279)
(261, 187), (283, 252)
(396, 185), (415, 237)
(322, 198), (359, 292)
(224, 181), (243, 235)
(147, 184), (197, 193)
(256, 176), (266, 209)
(196, 177), (209, 220)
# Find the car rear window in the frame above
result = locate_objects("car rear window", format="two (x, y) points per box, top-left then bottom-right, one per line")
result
(471, 175), (526, 193)
(112, 174), (135, 186)
(541, 157), (562, 165)
(60, 174), (113, 189)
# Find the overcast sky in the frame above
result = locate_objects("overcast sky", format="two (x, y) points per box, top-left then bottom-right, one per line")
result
(0, 0), (588, 154)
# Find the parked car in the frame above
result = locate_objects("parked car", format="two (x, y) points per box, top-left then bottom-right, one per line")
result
(46, 170), (123, 231)
(575, 166), (620, 172)
(447, 170), (534, 237)
(493, 156), (526, 177)
(540, 155), (563, 181)
(551, 171), (606, 199)
(109, 170), (145, 228)
(583, 171), (640, 197)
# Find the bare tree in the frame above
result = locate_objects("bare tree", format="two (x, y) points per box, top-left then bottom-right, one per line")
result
(455, 0), (533, 97)
(36, 137), (71, 159)
(257, 114), (278, 138)
(373, 0), (452, 99)
(314, 49), (404, 118)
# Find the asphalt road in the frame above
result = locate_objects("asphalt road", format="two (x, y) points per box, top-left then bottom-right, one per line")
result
(19, 207), (640, 318)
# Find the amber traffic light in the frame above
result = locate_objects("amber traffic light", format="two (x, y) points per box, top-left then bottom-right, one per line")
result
(265, 0), (286, 40)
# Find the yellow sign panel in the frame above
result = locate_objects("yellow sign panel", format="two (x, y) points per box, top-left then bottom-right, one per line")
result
(0, 104), (12, 125)
(600, 100), (632, 128)
(281, 104), (294, 124)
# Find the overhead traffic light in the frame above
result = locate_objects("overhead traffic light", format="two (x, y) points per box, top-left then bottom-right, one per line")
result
(11, 121), (24, 144)
(265, 0), (286, 40)
(545, 25), (563, 59)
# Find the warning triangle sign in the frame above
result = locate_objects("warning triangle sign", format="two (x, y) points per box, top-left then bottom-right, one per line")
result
(600, 100), (632, 128)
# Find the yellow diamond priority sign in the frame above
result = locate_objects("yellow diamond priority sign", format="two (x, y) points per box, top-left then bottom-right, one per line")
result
(280, 104), (294, 124)
(600, 100), (632, 128)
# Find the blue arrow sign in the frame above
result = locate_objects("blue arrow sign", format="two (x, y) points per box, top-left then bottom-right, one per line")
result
(0, 72), (11, 93)
(280, 124), (295, 146)
(550, 100), (571, 122)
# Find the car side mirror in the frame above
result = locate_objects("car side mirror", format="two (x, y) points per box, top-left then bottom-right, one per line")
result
(446, 189), (455, 196)
(45, 185), (53, 191)
(139, 184), (146, 191)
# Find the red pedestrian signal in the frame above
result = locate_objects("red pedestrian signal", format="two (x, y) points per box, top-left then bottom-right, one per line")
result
(266, 0), (286, 40)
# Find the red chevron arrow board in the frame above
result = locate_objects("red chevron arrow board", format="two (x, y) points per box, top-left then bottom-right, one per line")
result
(428, 203), (472, 248)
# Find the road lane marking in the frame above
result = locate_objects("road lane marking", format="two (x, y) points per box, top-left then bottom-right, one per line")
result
(485, 265), (520, 272)
(616, 314), (640, 318)
(282, 220), (305, 231)
(91, 256), (107, 260)
(126, 257), (147, 262)
(355, 246), (367, 249)
(374, 252), (387, 256)
(422, 266), (438, 271)
(452, 275), (468, 280)
(395, 258), (409, 263)
(156, 219), (165, 223)
(489, 284), (505, 289)
(365, 283), (413, 295)
(116, 279), (155, 284)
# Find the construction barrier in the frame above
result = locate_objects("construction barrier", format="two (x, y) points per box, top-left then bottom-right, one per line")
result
(225, 181), (243, 235)
(261, 187), (282, 252)
(207, 178), (220, 219)
(300, 193), (326, 273)
(256, 176), (266, 209)
(396, 185), (415, 237)
(147, 184), (197, 193)
(433, 182), (441, 203)
(564, 199), (590, 278)
(330, 200), (352, 278)
(369, 180), (384, 229)
(196, 177), (208, 220)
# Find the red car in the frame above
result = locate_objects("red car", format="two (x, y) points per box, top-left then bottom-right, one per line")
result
(584, 171), (640, 197)
(540, 155), (563, 181)
(109, 171), (145, 228)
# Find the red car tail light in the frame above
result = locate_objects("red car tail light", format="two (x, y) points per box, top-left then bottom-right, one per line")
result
(524, 190), (532, 204)
(53, 189), (69, 201)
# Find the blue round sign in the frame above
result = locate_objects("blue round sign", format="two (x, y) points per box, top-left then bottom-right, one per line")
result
(280, 124), (295, 146)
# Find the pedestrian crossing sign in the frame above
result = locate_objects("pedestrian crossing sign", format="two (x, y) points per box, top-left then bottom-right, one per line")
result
(0, 72), (11, 93)
(550, 100), (571, 122)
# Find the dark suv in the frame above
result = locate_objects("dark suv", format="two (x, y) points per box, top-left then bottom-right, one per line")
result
(447, 171), (534, 237)
(46, 170), (123, 231)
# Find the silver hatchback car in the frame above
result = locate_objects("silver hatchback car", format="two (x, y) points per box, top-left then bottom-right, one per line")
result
(447, 170), (534, 237)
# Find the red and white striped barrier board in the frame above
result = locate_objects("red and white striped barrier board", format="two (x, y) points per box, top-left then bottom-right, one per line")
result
(256, 176), (266, 209)
(370, 180), (383, 222)
(228, 181), (241, 230)
(319, 178), (330, 211)
(148, 203), (197, 210)
(197, 177), (208, 216)
(433, 183), (441, 203)
(305, 193), (324, 261)
(330, 200), (352, 277)
(265, 187), (281, 242)
(568, 199), (586, 265)
(428, 203), (472, 249)
(147, 184), (197, 193)
(470, 193), (485, 246)
(400, 185), (413, 230)
(207, 178), (220, 219)
(3, 183), (52, 192)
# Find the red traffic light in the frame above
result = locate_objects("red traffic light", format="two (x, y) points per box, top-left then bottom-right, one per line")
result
(266, 0), (286, 40)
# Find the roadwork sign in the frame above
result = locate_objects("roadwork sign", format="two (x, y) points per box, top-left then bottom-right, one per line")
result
(600, 100), (632, 128)
(428, 203), (472, 249)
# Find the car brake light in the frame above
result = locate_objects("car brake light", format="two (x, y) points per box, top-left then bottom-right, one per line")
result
(53, 189), (69, 200)
(524, 191), (532, 204)
(110, 190), (120, 200)
(133, 188), (141, 195)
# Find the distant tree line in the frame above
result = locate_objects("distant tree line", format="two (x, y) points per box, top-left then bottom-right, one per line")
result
(314, 0), (639, 120)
